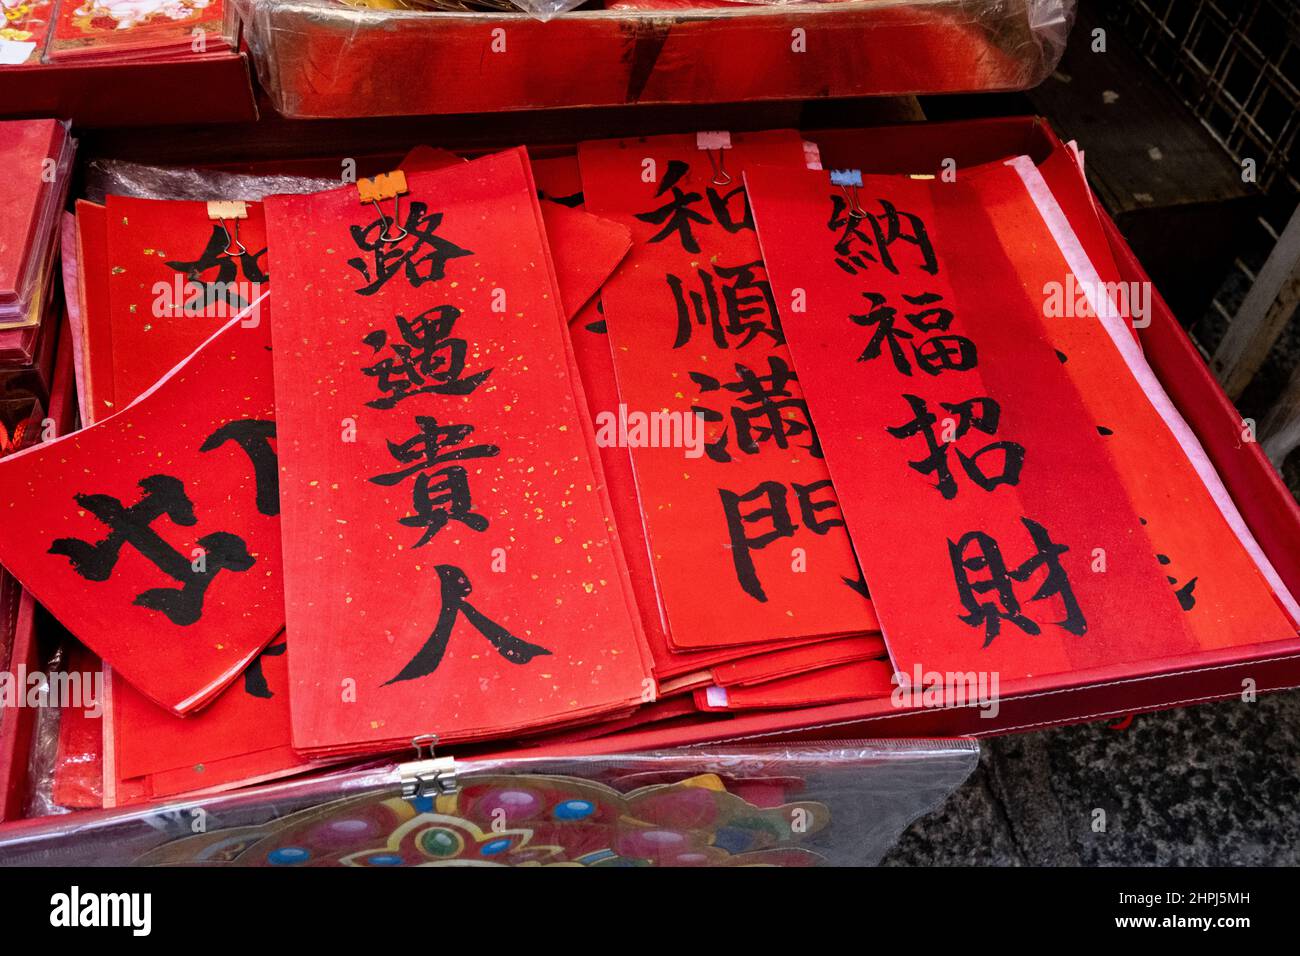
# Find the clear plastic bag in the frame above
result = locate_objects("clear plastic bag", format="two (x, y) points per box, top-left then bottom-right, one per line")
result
(21, 644), (68, 820)
(0, 739), (978, 866)
(23, 640), (105, 819)
(234, 0), (1076, 118)
(82, 160), (340, 204)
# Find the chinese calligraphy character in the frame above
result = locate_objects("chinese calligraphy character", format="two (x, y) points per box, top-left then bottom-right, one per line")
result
(720, 479), (845, 601)
(887, 394), (1025, 499)
(386, 565), (551, 684)
(370, 416), (500, 547)
(637, 160), (711, 252)
(667, 260), (783, 350)
(199, 419), (280, 517)
(635, 160), (757, 253)
(829, 196), (939, 277)
(948, 516), (1086, 646)
(361, 306), (493, 409)
(850, 291), (975, 376)
(690, 356), (821, 462)
(165, 225), (269, 312)
(49, 475), (255, 626)
(348, 202), (473, 296)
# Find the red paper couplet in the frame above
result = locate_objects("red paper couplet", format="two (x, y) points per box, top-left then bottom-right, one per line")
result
(976, 154), (1300, 650)
(578, 131), (878, 652)
(264, 148), (651, 755)
(0, 315), (283, 714)
(539, 153), (803, 685)
(745, 162), (1240, 684)
(103, 195), (270, 407)
(106, 633), (311, 806)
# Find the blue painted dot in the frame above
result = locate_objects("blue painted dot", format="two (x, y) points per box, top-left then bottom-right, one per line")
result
(712, 827), (754, 855)
(267, 846), (310, 865)
(367, 854), (404, 866)
(481, 838), (512, 856)
(554, 799), (595, 821)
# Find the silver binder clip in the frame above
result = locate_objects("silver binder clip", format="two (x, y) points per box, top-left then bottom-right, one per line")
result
(357, 170), (410, 244)
(206, 200), (248, 258)
(697, 130), (734, 186)
(399, 734), (458, 798)
(829, 169), (866, 220)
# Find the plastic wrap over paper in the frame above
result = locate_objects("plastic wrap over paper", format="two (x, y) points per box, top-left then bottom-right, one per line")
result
(233, 0), (1075, 118)
(21, 645), (65, 819)
(83, 161), (340, 204)
(0, 740), (978, 866)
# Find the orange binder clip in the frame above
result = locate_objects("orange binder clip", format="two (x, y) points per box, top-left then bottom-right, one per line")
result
(357, 170), (410, 243)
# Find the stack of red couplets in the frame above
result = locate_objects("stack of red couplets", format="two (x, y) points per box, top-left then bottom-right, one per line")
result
(0, 125), (1294, 810)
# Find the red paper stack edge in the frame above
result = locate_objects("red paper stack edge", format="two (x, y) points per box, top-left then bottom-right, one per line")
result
(42, 0), (232, 65)
(0, 120), (74, 375)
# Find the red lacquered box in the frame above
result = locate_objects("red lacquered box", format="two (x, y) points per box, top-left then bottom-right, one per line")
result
(0, 53), (257, 128)
(0, 116), (1295, 833)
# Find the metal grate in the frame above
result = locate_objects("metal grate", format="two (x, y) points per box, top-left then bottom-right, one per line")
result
(1102, 0), (1300, 201)
(1099, 0), (1300, 371)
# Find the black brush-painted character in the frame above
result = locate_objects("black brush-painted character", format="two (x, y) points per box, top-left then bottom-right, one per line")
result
(667, 259), (782, 350)
(243, 639), (288, 699)
(348, 202), (472, 296)
(50, 475), (254, 626)
(200, 419), (279, 517)
(635, 160), (712, 253)
(1141, 519), (1199, 612)
(370, 416), (500, 547)
(887, 394), (1024, 500)
(828, 196), (939, 277)
(850, 290), (974, 376)
(948, 516), (1087, 647)
(361, 305), (493, 410)
(720, 478), (845, 602)
(386, 565), (550, 684)
(691, 356), (821, 462)
(165, 226), (269, 312)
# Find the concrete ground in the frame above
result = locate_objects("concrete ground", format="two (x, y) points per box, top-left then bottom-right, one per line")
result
(884, 690), (1300, 865)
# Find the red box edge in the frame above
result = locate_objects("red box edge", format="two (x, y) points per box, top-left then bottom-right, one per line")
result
(0, 52), (257, 128)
